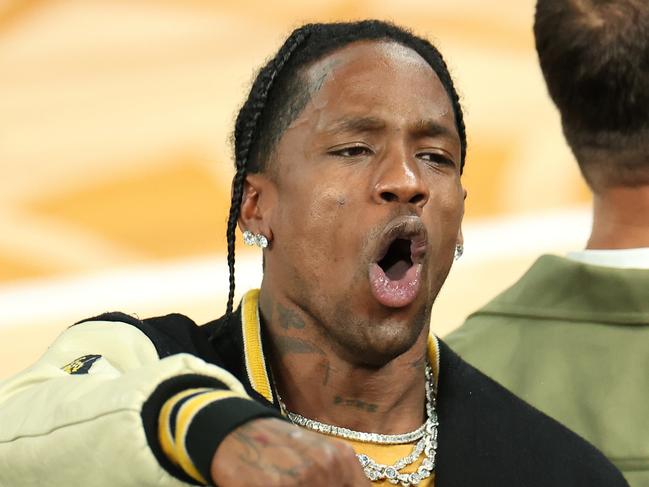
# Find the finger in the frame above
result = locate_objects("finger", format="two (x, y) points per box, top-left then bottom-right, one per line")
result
(329, 440), (370, 486)
(347, 451), (371, 486)
(351, 461), (372, 487)
(306, 436), (344, 485)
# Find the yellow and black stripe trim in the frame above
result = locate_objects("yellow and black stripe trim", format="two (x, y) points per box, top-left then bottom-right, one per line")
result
(428, 334), (440, 387)
(158, 388), (257, 484)
(158, 387), (212, 469)
(157, 383), (283, 484)
(241, 289), (273, 402)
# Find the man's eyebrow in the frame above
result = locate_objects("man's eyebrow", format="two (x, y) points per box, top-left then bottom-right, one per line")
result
(411, 119), (457, 139)
(324, 116), (387, 134)
(323, 117), (457, 140)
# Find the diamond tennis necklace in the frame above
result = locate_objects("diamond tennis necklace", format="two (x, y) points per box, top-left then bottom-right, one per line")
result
(285, 412), (426, 445)
(276, 364), (438, 486)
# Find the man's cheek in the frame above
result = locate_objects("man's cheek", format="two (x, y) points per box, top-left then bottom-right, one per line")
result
(306, 189), (350, 225)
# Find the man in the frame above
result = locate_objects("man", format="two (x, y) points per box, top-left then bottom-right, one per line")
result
(0, 20), (627, 487)
(446, 1), (649, 485)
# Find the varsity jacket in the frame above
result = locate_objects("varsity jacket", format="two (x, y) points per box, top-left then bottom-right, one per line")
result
(446, 255), (649, 486)
(0, 289), (628, 486)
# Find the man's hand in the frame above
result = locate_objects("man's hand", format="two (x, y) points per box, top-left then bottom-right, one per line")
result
(211, 417), (370, 486)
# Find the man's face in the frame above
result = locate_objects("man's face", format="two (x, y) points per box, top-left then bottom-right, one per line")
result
(262, 40), (464, 365)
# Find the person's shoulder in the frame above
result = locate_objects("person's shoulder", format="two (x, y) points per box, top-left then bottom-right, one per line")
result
(74, 311), (212, 359)
(445, 254), (567, 361)
(436, 339), (628, 486)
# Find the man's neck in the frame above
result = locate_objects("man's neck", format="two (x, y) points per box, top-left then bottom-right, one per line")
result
(258, 291), (428, 435)
(588, 185), (649, 249)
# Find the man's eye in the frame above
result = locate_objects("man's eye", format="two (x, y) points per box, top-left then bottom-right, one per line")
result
(330, 146), (372, 157)
(418, 152), (455, 167)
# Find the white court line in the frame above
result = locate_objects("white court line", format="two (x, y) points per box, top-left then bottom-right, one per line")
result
(0, 254), (263, 329)
(0, 206), (592, 329)
(460, 206), (591, 262)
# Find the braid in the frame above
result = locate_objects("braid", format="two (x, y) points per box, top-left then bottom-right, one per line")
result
(225, 169), (246, 316)
(224, 20), (468, 315)
(225, 27), (311, 315)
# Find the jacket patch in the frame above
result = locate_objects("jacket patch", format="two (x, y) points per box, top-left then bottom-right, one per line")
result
(62, 354), (102, 375)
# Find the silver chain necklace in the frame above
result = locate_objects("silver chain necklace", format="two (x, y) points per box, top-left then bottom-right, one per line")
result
(285, 412), (426, 445)
(275, 364), (438, 486)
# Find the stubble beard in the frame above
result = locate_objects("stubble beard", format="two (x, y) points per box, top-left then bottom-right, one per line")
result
(284, 226), (453, 367)
(330, 300), (432, 367)
(291, 268), (434, 367)
(326, 253), (454, 366)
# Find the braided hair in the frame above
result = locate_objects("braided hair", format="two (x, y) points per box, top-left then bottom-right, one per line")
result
(225, 20), (468, 315)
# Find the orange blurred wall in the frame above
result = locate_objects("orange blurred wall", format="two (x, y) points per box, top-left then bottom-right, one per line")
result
(0, 0), (591, 377)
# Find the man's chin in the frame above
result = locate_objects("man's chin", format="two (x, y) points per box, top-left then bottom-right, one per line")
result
(368, 321), (424, 361)
(325, 284), (432, 365)
(334, 310), (429, 367)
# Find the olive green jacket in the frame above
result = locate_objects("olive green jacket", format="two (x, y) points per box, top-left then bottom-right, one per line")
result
(446, 255), (649, 487)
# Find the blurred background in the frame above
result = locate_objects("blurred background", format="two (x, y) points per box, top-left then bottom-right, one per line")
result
(0, 0), (591, 378)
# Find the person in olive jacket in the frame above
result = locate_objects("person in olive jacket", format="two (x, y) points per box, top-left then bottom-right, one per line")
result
(447, 1), (649, 485)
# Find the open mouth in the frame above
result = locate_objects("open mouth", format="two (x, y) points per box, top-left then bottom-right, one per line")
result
(368, 216), (427, 309)
(377, 238), (414, 280)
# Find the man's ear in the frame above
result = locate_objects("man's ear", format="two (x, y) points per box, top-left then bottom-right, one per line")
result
(238, 173), (276, 240)
(457, 187), (467, 246)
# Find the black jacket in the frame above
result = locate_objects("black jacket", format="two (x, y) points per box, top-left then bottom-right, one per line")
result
(85, 305), (628, 487)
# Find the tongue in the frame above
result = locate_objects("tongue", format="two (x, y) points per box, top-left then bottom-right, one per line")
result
(369, 262), (422, 308)
(384, 259), (411, 280)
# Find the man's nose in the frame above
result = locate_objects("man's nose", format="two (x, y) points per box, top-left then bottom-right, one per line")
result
(372, 154), (430, 209)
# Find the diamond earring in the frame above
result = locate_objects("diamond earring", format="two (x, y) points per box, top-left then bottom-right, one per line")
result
(256, 234), (269, 249)
(243, 230), (269, 249)
(454, 244), (464, 261)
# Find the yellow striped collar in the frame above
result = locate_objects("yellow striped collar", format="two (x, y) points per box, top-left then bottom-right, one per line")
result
(241, 289), (274, 402)
(240, 288), (441, 400)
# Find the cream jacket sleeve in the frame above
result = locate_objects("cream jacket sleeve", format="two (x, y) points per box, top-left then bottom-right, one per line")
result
(0, 319), (275, 486)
